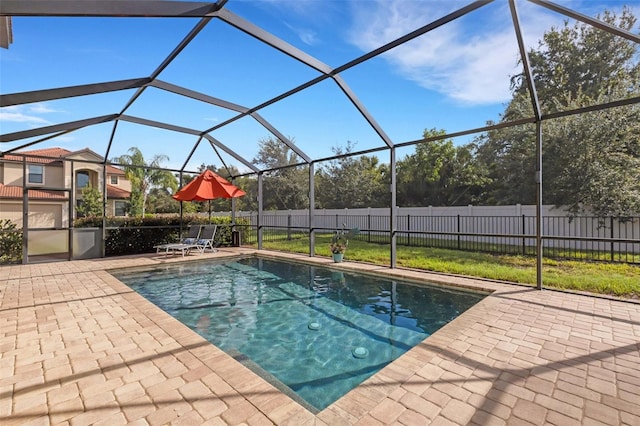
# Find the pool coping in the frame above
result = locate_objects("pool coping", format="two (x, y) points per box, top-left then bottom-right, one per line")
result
(1, 248), (639, 425)
(109, 253), (489, 414)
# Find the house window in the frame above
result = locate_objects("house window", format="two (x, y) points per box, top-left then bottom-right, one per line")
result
(110, 175), (118, 185)
(76, 170), (90, 188)
(114, 201), (127, 216)
(28, 165), (44, 184)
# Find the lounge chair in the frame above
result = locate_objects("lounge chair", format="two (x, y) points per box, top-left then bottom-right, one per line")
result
(154, 225), (202, 256)
(194, 225), (218, 253)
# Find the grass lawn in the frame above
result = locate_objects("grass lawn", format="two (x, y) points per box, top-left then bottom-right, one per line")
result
(255, 234), (640, 299)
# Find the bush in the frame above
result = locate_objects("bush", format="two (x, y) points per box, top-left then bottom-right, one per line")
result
(74, 215), (250, 257)
(0, 219), (23, 264)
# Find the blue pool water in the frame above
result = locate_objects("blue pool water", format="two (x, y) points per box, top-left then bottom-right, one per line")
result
(112, 257), (486, 411)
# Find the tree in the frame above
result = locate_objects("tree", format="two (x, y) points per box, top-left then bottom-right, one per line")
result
(316, 142), (389, 208)
(146, 187), (180, 214)
(397, 129), (488, 206)
(476, 8), (640, 217)
(252, 137), (309, 210)
(112, 147), (178, 216)
(542, 92), (640, 219)
(76, 184), (103, 217)
(511, 7), (640, 113)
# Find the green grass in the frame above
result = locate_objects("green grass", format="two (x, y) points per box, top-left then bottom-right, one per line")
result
(252, 233), (640, 299)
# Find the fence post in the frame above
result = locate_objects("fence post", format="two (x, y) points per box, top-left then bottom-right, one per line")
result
(457, 214), (461, 250)
(367, 213), (371, 243)
(610, 216), (614, 262)
(407, 214), (411, 246)
(522, 214), (526, 255)
(287, 213), (292, 241)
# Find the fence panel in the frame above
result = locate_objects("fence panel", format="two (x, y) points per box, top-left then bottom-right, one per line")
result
(231, 209), (639, 263)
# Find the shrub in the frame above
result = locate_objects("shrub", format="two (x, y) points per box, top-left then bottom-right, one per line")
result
(74, 215), (250, 257)
(0, 219), (23, 264)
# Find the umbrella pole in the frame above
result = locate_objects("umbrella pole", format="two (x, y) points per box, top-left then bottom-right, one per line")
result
(208, 200), (212, 223)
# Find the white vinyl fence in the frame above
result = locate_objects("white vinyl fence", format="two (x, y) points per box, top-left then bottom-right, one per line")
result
(216, 205), (640, 262)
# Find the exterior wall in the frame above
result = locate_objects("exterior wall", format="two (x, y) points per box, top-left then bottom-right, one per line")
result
(110, 174), (132, 192)
(67, 152), (104, 195)
(44, 163), (65, 188)
(0, 151), (131, 225)
(2, 161), (64, 187)
(0, 200), (65, 228)
(3, 162), (24, 186)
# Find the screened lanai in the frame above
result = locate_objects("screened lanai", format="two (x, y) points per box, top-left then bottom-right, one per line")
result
(1, 1), (640, 287)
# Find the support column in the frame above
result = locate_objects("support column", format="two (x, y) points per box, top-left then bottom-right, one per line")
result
(101, 163), (107, 258)
(22, 157), (28, 264)
(257, 172), (263, 250)
(309, 162), (315, 257)
(535, 122), (543, 289)
(390, 147), (397, 268)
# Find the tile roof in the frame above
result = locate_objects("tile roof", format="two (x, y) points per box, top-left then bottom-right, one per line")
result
(106, 184), (130, 199)
(0, 184), (68, 200)
(106, 165), (125, 175)
(1, 146), (126, 174)
(1, 148), (68, 164)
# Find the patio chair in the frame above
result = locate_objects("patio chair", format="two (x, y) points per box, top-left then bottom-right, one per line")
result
(195, 225), (219, 253)
(179, 225), (203, 245)
(154, 225), (202, 256)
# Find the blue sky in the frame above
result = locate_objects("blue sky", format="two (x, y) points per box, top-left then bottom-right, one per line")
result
(1, 0), (638, 172)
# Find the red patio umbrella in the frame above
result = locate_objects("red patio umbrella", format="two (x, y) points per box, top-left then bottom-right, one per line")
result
(173, 170), (246, 202)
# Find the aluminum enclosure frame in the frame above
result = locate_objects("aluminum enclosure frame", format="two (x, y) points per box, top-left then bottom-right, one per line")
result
(1, 0), (639, 288)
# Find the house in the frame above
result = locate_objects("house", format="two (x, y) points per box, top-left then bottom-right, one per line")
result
(0, 147), (131, 228)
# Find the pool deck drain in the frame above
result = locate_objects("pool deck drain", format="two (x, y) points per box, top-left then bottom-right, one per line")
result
(0, 248), (638, 425)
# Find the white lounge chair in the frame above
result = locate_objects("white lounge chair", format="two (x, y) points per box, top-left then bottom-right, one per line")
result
(154, 225), (202, 256)
(195, 225), (218, 253)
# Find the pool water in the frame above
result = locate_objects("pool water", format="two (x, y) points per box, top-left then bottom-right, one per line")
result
(113, 257), (486, 411)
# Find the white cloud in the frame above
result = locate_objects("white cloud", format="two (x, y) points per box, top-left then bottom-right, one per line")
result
(292, 26), (318, 46)
(0, 105), (51, 125)
(29, 103), (62, 114)
(347, 0), (564, 105)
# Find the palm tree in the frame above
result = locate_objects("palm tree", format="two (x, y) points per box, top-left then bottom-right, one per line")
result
(113, 147), (177, 216)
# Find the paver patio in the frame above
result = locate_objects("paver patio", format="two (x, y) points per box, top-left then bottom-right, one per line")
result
(1, 248), (639, 425)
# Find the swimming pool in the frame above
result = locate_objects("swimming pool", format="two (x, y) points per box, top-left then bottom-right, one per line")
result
(113, 257), (486, 411)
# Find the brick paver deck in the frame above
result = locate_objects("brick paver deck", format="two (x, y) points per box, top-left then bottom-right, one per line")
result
(1, 249), (638, 425)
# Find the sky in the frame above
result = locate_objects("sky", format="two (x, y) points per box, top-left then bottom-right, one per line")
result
(1, 0), (638, 173)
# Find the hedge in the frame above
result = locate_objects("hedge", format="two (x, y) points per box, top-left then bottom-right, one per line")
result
(74, 215), (250, 257)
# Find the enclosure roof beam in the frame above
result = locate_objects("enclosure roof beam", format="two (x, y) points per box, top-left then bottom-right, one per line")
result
(542, 95), (640, 121)
(206, 1), (493, 154)
(181, 136), (204, 172)
(150, 80), (249, 113)
(149, 79), (307, 162)
(250, 113), (311, 163)
(118, 16), (216, 116)
(216, 9), (333, 75)
(202, 134), (259, 173)
(117, 115), (201, 136)
(0, 78), (151, 107)
(0, 1), (223, 18)
(1, 129), (75, 157)
(0, 114), (118, 142)
(529, 0), (640, 44)
(510, 0), (541, 121)
(333, 0), (494, 75)
(333, 75), (394, 148)
(216, 9), (393, 154)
